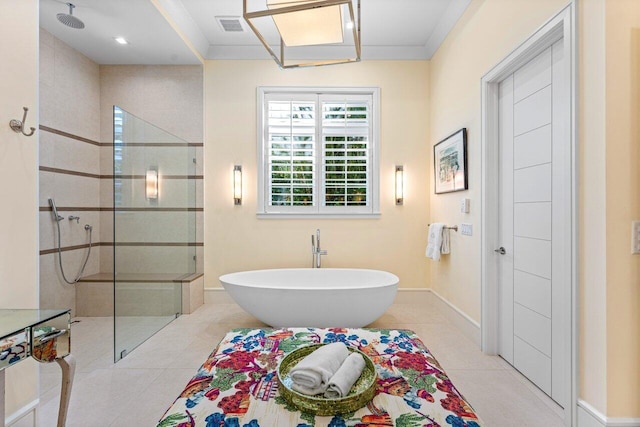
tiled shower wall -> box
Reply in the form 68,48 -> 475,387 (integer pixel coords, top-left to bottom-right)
39,29 -> 204,315
39,29 -> 101,313
98,65 -> 204,276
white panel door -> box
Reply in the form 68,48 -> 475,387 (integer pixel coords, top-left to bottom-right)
497,39 -> 570,408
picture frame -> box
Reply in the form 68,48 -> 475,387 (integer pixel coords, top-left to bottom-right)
433,128 -> 468,194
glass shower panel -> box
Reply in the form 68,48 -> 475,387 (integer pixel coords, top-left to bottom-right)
113,106 -> 196,362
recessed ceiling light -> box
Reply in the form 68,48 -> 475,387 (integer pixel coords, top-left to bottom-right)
114,37 -> 128,45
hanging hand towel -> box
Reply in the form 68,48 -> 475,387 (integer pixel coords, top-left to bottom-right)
426,223 -> 445,261
324,352 -> 366,398
289,342 -> 350,396
441,227 -> 450,255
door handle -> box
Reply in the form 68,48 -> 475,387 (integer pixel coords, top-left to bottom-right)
494,247 -> 506,255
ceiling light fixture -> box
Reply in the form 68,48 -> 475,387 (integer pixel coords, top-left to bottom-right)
243,0 -> 361,69
114,37 -> 129,45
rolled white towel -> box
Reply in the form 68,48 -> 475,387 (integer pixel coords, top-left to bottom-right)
289,342 -> 350,395
324,352 -> 366,399
291,382 -> 328,396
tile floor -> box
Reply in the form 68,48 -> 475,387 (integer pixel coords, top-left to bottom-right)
36,300 -> 566,426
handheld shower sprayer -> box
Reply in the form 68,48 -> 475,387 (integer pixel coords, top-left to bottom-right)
48,197 -> 93,284
49,198 -> 64,222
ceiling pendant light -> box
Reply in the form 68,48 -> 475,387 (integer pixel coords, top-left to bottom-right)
243,0 -> 361,69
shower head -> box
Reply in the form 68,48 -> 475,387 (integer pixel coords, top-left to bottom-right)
57,3 -> 85,30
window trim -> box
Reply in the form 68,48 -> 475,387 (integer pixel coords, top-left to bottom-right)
257,86 -> 381,218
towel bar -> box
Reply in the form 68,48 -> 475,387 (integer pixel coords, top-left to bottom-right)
428,224 -> 458,232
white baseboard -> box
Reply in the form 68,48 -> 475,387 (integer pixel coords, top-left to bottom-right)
204,287 -> 233,304
428,289 -> 481,347
204,287 -> 434,305
203,287 -> 481,347
578,400 -> 640,427
6,399 -> 37,427
394,288 -> 431,304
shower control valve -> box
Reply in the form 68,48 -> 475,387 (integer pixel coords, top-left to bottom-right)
68,215 -> 80,224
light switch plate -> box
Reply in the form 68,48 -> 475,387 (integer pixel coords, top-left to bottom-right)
460,198 -> 470,213
632,221 -> 640,254
460,223 -> 472,236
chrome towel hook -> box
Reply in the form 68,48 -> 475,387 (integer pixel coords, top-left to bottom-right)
9,107 -> 36,137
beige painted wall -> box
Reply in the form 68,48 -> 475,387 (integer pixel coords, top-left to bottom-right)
430,0 -> 640,419
604,0 -> 640,417
204,60 -> 430,288
0,0 -> 39,420
429,0 -> 569,322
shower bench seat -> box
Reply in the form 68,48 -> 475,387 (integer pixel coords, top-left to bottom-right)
76,272 -> 204,317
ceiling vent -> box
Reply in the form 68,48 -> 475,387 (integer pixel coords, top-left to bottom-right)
216,16 -> 245,32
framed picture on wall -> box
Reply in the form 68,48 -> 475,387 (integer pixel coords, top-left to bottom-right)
434,128 -> 468,194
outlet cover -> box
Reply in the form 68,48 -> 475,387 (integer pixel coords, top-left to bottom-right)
460,223 -> 472,236
633,221 -> 640,254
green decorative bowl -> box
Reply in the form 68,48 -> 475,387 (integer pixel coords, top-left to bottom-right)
277,343 -> 377,416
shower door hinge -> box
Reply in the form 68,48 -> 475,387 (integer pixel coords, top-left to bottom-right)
193,255 -> 197,261
120,349 -> 127,359
192,158 -> 197,164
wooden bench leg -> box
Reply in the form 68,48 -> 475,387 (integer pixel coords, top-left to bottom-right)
55,354 -> 75,427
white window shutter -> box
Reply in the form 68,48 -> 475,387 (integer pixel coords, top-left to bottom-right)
266,98 -> 316,208
320,95 -> 371,211
258,88 -> 379,217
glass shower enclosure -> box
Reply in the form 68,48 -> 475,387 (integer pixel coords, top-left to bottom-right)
113,106 -> 196,361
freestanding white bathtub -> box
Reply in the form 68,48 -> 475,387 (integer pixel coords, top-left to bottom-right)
219,268 -> 399,328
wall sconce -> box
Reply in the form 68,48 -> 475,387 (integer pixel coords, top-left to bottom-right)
395,165 -> 404,205
146,169 -> 158,199
234,165 -> 242,205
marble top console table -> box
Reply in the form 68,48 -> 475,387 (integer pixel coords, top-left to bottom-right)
0,309 -> 74,427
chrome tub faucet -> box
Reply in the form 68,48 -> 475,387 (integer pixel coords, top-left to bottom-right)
311,228 -> 328,268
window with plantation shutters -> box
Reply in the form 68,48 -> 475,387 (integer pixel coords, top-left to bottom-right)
266,97 -> 316,207
258,88 -> 380,217
322,96 -> 370,208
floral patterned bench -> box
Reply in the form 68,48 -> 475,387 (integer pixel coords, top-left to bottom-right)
158,328 -> 482,427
